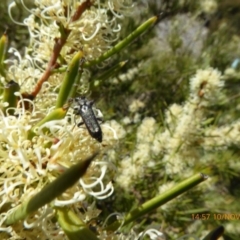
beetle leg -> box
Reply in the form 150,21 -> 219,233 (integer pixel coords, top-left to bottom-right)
73,114 -> 84,128
96,117 -> 103,123
89,100 -> 94,106
77,121 -> 84,127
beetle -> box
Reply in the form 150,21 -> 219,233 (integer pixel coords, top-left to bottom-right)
72,97 -> 102,142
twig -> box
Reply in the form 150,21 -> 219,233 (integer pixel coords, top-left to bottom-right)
30,0 -> 92,98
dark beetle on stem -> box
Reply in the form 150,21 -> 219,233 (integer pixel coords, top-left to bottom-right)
72,97 -> 102,142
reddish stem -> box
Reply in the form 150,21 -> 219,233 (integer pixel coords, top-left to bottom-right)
30,0 -> 93,98
71,0 -> 92,22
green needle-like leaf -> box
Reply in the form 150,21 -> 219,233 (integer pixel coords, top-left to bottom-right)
2,80 -> 20,115
97,61 -> 127,81
56,51 -> 84,108
56,207 -> 99,240
68,68 -> 83,99
106,173 -> 208,231
34,107 -> 68,128
0,33 -> 7,78
90,61 -> 127,90
0,33 -> 7,63
28,106 -> 68,139
84,16 -> 157,67
4,152 -> 98,225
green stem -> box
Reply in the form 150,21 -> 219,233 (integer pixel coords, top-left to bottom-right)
84,16 -> 158,67
106,173 -> 208,231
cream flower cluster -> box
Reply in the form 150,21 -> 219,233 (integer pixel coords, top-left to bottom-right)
9,0 -> 132,64
199,0 -> 218,14
7,0 -> 134,109
116,117 -> 157,188
0,97 -> 126,238
116,68 -> 225,187
155,68 -> 224,175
